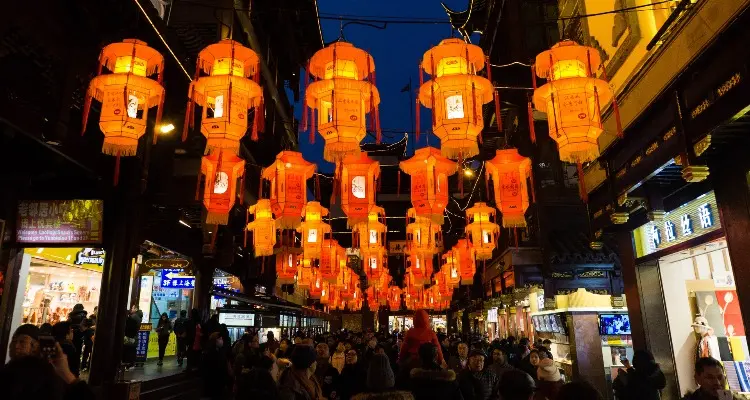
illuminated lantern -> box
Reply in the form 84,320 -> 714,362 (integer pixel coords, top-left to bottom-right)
320,239 -> 345,283
532,40 -> 612,163
336,265 -> 352,290
452,239 -> 477,285
246,199 -> 276,257
366,287 -> 382,311
308,268 -> 324,299
82,39 -> 165,181
433,273 -> 453,302
186,39 -> 264,152
305,41 -> 381,161
276,251 -> 299,285
485,149 -> 531,228
406,208 -> 442,255
200,152 -> 245,225
361,248 -> 386,280
353,206 -> 386,253
400,147 -> 458,224
296,259 -> 315,290
464,202 -> 500,260
440,254 -> 461,288
418,39 -> 494,159
387,287 -> 402,311
298,202 -> 331,260
340,268 -> 359,300
263,151 -> 316,229
340,153 -> 381,226
407,253 -> 434,287
320,283 -> 333,304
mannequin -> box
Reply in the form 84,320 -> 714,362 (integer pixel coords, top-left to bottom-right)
693,316 -> 721,362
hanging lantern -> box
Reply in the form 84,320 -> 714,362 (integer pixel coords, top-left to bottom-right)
263,151 -> 316,229
298,202 -> 331,261
340,267 -> 359,300
246,199 -> 276,257
296,259 -> 315,290
366,287 -> 381,311
320,239 -> 345,283
400,147 -> 458,224
308,268 -> 324,299
387,287 -> 402,311
361,248 -> 387,280
186,39 -> 264,151
440,254 -> 461,288
407,253 -> 434,287
320,283 -> 334,304
464,202 -> 500,260
276,251 -> 299,285
406,208 -> 442,255
532,40 -> 612,163
200,151 -> 245,225
485,149 -> 532,228
375,274 -> 391,305
82,39 -> 165,180
340,153 -> 381,226
433,272 -> 454,302
335,265 -> 351,290
305,41 -> 381,161
418,39 -> 494,159
452,239 -> 477,285
353,206 -> 387,253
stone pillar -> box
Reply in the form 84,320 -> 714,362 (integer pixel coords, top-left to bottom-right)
615,230 -> 647,350
568,312 -> 607,397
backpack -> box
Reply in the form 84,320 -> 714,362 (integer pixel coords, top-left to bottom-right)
174,318 -> 186,335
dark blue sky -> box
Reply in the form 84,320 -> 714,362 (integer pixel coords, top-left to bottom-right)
296,0 -> 478,173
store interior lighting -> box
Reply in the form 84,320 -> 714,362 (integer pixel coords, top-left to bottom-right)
159,123 -> 175,134
178,219 -> 191,228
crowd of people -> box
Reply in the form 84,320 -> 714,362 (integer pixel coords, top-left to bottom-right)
0,306 -> 744,400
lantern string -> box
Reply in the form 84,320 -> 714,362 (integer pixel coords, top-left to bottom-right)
531,64 -> 537,90
154,94 -> 165,145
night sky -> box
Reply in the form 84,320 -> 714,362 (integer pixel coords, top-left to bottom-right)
296,0 -> 480,173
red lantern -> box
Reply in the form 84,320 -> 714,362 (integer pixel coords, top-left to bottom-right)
246,199 -> 276,257
407,253 -> 434,287
308,268 -> 324,299
320,283 -> 334,305
406,208 -> 442,255
276,251 -> 299,285
298,202 -> 332,260
296,259 -> 315,290
340,153 -> 381,226
320,239 -> 345,283
452,239 -> 477,285
200,151 -> 245,225
485,149 -> 532,228
353,206 -> 387,253
400,147 -> 458,224
387,287 -> 403,311
262,151 -> 316,229
361,248 -> 386,280
464,202 -> 500,260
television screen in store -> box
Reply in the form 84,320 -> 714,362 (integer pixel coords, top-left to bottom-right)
550,314 -> 560,333
599,314 -> 631,335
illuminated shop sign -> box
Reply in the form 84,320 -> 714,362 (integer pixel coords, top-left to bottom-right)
74,248 -> 105,267
633,191 -> 720,257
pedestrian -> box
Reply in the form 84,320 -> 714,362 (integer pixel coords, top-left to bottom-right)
498,369 -> 536,400
52,321 -> 80,377
448,343 -> 470,373
518,349 -> 540,380
409,343 -> 464,400
201,332 -> 232,399
186,308 -> 202,372
458,349 -> 499,400
534,355 -> 562,400
156,312 -> 172,366
398,310 -> 445,373
331,341 -> 347,374
277,338 -> 293,359
79,319 -> 94,371
613,350 -> 666,400
339,348 -> 367,400
279,345 -> 323,400
8,324 -> 41,361
682,357 -> 744,400
236,354 -> 280,399
173,309 -> 189,366
351,353 -> 414,400
122,306 -> 141,369
487,347 -> 514,382
266,330 -> 280,354
314,342 -> 340,400
557,381 -> 603,400
67,304 -> 87,372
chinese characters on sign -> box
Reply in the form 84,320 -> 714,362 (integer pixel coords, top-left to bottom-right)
160,276 -> 195,289
698,203 -> 713,229
16,200 -> 103,244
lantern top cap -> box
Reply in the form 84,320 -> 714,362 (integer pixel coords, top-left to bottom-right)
201,151 -> 246,175
263,151 -> 316,179
303,201 -> 330,216
534,40 -> 602,78
400,147 -> 458,175
421,38 -> 486,75
249,198 -> 273,212
466,201 -> 495,214
197,39 -> 259,78
309,41 -> 375,80
99,39 -> 164,75
487,148 -> 531,166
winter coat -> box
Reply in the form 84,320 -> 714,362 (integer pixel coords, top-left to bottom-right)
613,366 -> 667,400
314,357 -> 340,399
447,356 -> 468,373
124,313 -> 140,339
236,366 -> 279,399
339,362 -> 367,400
681,388 -> 744,400
534,379 -> 563,400
409,367 -> 465,400
331,351 -> 346,373
352,390 -> 415,400
458,369 -> 499,400
279,368 -> 324,400
398,310 -> 445,365
487,362 -> 514,382
156,319 -> 172,341
68,309 -> 88,328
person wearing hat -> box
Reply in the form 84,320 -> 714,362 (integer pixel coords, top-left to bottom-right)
351,353 -> 414,400
8,324 -> 41,361
534,353 -> 563,400
279,344 -> 323,400
458,348 -> 500,400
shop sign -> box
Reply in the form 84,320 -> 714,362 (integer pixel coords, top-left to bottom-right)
160,276 -> 195,288
219,313 -> 255,327
487,308 -> 498,323
633,191 -> 721,258
74,248 -> 105,267
213,276 -> 233,289
388,240 -> 407,254
17,199 -> 103,244
136,323 -> 152,362
544,298 -> 557,310
144,258 -> 190,269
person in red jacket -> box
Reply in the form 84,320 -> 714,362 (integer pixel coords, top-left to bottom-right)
398,310 -> 445,372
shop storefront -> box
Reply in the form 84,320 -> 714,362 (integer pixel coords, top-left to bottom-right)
632,191 -> 750,396
387,314 -> 445,333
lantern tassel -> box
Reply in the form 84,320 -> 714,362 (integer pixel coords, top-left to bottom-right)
529,166 -> 537,203
430,54 -> 436,127
458,152 -> 464,198
81,92 -> 92,136
485,172 -> 490,202
601,67 -> 623,138
182,85 -> 194,142
375,104 -> 382,145
252,103 -> 260,141
527,99 -> 536,144
531,64 -> 537,90
577,162 -> 588,203
315,173 -> 321,201
310,105 -> 316,144
494,89 -> 502,132
113,151 -> 121,186
472,82 -> 477,126
258,168 -> 264,198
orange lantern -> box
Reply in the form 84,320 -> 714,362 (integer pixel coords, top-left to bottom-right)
276,251 -> 299,285
296,259 -> 315,290
298,202 -> 331,260
400,147 -> 457,224
464,202 -> 500,260
340,268 -> 359,300
321,284 -> 335,305
361,248 -> 387,280
366,287 -> 382,311
433,272 -> 454,302
82,39 -> 165,181
406,208 -> 442,255
200,151 -> 245,225
485,149 -> 531,228
185,39 -> 264,151
320,239 -> 345,283
387,287 -> 402,311
308,268 -> 324,299
353,206 -> 387,253
246,199 -> 276,257
532,40 -> 612,163
339,153 -> 381,226
407,253 -> 434,287
452,239 -> 477,285
418,39 -> 494,159
263,151 -> 316,229
440,255 -> 461,288
335,265 -> 351,290
304,42 -> 381,161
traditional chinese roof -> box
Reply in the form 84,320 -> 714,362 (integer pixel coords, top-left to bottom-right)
547,230 -> 619,265
442,0 -> 490,40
